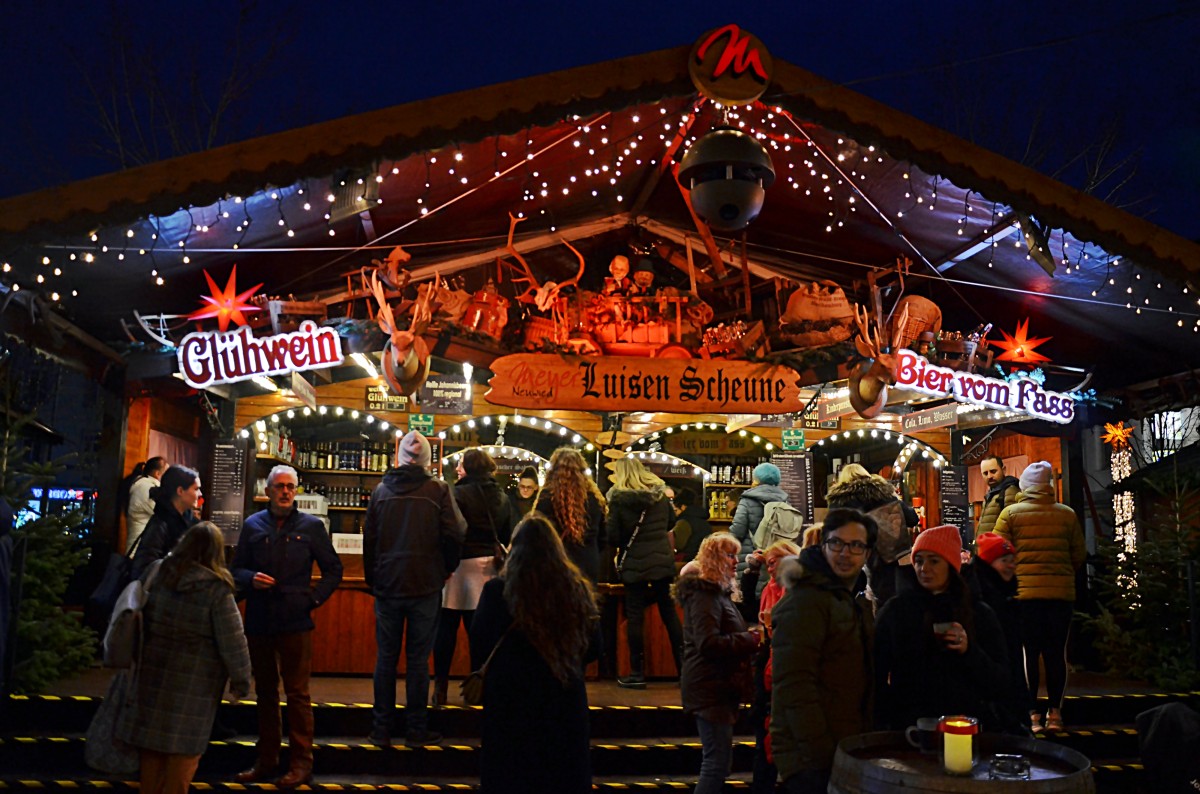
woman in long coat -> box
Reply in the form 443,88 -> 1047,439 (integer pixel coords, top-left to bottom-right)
117,521 -> 251,794
533,447 -> 606,582
606,455 -> 682,687
469,513 -> 599,794
675,532 -> 761,794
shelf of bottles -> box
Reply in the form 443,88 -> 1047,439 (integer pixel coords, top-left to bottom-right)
705,455 -> 769,522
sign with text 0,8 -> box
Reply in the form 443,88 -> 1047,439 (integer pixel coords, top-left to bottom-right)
485,354 -> 806,414
408,413 -> 435,435
781,428 -> 806,450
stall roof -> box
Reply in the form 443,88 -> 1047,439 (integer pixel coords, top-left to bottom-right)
0,41 -> 1197,395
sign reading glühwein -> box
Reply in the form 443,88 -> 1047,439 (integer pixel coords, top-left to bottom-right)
486,354 -> 804,414
177,320 -> 344,390
895,350 -> 1075,424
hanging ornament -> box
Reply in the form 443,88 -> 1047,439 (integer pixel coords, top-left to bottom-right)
989,318 -> 1052,365
1102,422 -> 1134,449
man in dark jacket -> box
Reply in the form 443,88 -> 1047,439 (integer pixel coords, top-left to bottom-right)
976,456 -> 1020,537
364,431 -> 466,747
670,487 -> 711,566
232,465 -> 342,788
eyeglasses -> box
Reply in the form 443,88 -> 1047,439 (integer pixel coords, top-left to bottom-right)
270,482 -> 298,491
824,537 -> 870,556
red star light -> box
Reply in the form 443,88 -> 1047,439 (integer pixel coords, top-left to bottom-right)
989,318 -> 1052,365
187,265 -> 263,332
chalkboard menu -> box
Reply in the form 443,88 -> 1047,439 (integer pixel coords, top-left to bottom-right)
210,438 -> 249,545
940,465 -> 971,545
771,451 -> 814,522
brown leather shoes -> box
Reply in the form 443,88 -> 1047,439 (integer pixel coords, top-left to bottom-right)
277,768 -> 313,789
233,763 -> 277,784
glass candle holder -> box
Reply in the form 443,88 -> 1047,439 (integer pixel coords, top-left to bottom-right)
938,715 -> 979,775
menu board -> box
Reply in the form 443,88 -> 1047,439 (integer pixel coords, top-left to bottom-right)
940,465 -> 971,544
771,451 -> 814,522
210,438 -> 249,545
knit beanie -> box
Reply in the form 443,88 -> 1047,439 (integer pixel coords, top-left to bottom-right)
1019,461 -> 1053,490
397,431 -> 432,468
975,532 -> 1016,565
912,524 -> 963,572
753,462 -> 781,486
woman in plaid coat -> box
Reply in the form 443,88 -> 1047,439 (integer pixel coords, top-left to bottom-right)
117,522 -> 251,793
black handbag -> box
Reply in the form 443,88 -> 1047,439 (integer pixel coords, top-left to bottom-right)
87,534 -> 142,629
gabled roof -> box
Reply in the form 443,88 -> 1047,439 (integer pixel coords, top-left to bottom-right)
0,42 -> 1197,392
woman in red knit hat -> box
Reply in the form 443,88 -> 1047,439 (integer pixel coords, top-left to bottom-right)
873,525 -> 1022,733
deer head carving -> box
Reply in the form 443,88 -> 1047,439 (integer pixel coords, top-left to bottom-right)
849,302 -> 909,418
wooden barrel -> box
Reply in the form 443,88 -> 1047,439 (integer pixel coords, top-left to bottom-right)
830,731 -> 1094,793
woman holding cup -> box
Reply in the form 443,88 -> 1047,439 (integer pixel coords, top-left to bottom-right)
874,525 -> 1015,735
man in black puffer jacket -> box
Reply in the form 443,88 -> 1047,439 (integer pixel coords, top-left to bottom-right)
232,464 -> 343,788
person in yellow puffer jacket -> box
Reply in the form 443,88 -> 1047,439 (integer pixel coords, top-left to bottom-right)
992,461 -> 1084,734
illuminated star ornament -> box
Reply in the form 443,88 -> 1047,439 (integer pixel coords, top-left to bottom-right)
989,318 -> 1052,365
187,265 -> 263,332
1102,422 -> 1134,449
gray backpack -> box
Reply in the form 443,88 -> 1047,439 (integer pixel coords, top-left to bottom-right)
752,501 -> 805,549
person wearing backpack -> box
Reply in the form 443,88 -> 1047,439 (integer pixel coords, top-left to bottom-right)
729,463 -> 789,581
825,464 -> 918,610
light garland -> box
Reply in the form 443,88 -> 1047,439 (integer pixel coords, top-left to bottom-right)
630,449 -> 710,480
811,429 -> 948,471
1106,422 -> 1137,588
630,421 -> 774,452
438,412 -> 591,451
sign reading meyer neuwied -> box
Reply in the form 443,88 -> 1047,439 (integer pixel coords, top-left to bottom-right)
895,350 -> 1075,424
177,320 -> 344,389
486,354 -> 804,414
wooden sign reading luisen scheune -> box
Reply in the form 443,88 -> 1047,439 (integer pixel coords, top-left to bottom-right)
486,354 -> 805,414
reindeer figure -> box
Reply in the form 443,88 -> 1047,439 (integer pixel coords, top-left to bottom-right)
849,302 -> 910,418
368,270 -> 437,397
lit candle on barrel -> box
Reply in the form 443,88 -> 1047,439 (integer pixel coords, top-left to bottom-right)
938,715 -> 979,775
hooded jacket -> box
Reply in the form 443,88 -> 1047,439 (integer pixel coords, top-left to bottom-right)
992,483 -> 1085,601
977,475 -> 1021,536
232,505 -> 343,635
729,483 -> 790,569
826,475 -> 920,527
674,574 -> 758,724
452,473 -> 515,559
363,465 -> 467,598
770,546 -> 874,779
606,487 -> 674,584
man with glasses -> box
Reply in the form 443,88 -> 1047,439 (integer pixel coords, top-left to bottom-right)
769,508 -> 878,794
507,465 -> 540,521
232,465 -> 343,788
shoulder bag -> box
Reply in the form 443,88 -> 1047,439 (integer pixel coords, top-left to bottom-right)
485,499 -> 507,572
614,508 -> 648,576
460,624 -> 513,706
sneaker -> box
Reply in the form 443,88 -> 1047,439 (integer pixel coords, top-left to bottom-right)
617,674 -> 647,689
1029,712 -> 1044,733
367,728 -> 391,746
1045,709 -> 1064,731
405,729 -> 443,746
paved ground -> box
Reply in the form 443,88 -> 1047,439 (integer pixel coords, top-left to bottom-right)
44,665 -> 1163,707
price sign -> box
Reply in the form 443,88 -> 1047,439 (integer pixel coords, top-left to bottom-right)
781,428 -> 806,450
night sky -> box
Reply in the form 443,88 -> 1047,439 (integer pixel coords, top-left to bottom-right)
2,1 -> 1198,241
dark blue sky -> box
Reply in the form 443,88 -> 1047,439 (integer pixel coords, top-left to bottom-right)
3,1 -> 1197,241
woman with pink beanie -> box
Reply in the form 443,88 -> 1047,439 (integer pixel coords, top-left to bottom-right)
873,525 -> 1022,733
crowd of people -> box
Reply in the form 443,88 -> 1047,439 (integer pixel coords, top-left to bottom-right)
107,440 -> 1084,792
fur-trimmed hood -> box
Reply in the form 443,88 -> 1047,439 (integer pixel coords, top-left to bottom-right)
672,572 -> 729,604
825,475 -> 897,512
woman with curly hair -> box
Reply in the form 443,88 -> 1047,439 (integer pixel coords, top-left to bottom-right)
533,447 -> 606,582
116,521 -> 251,794
469,513 -> 600,794
675,532 -> 761,794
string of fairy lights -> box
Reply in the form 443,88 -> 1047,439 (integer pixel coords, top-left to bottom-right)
7,96 -> 1199,337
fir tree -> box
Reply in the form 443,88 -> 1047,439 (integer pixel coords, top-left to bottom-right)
1,355 -> 95,693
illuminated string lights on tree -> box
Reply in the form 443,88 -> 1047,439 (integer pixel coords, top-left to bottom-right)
1103,421 -> 1137,585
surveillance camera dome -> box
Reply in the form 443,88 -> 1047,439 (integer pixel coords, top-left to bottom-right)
678,127 -> 776,231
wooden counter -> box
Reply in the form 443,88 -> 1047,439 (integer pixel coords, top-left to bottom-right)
309,579 -> 684,678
